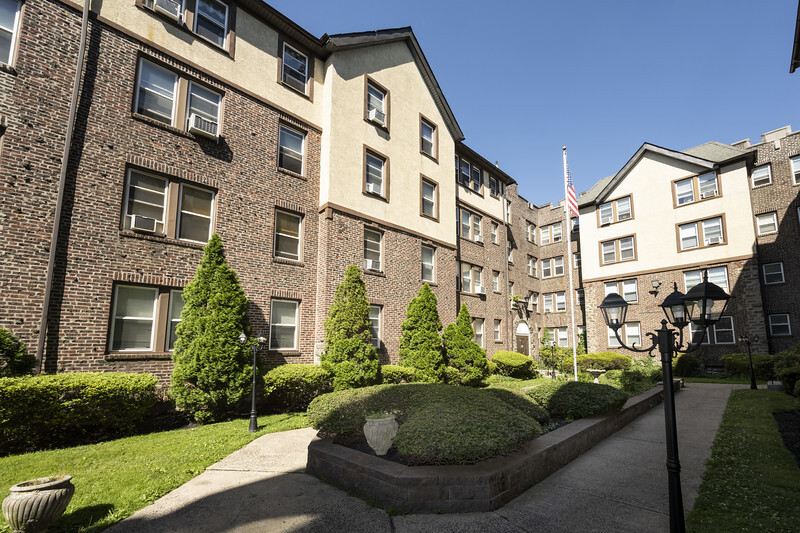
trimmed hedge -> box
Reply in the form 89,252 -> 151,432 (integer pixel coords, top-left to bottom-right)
381,365 -> 417,384
492,351 -> 536,379
263,364 -> 332,412
483,387 -> 550,424
561,352 -> 632,373
673,353 -> 700,377
777,366 -> 800,396
525,380 -> 628,420
307,383 -> 542,465
0,372 -> 158,455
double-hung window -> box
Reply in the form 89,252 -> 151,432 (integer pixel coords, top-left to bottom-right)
526,222 -> 536,243
543,293 -> 554,313
194,0 -> 228,47
365,150 -> 387,198
552,222 -> 562,242
685,267 -> 729,293
109,285 -> 183,352
541,257 -> 563,278
625,322 -> 641,346
459,208 -> 482,241
540,225 -> 551,245
492,271 -> 500,292
123,168 -> 214,243
369,305 -> 381,348
274,210 -> 302,261
791,156 -> 800,185
540,222 -> 561,243
491,222 -> 498,244
269,299 -> 298,350
555,292 -> 566,312
166,289 -> 184,351
601,236 -> 635,264
489,177 -> 499,196
527,256 -> 537,277
598,195 -> 633,223
493,319 -> 501,341
282,43 -> 308,94
763,262 -> 785,284
278,125 -> 304,175
751,165 -> 772,187
605,280 -> 638,303
421,178 -> 437,219
136,59 -> 178,125
675,178 -> 694,205
675,172 -> 719,206
473,318 -> 484,347
698,172 -> 718,199
471,166 -> 482,193
420,117 -> 436,158
364,228 -> 382,271
756,212 -> 778,235
769,314 -> 791,336
460,262 -> 482,293
690,315 -> 735,345
556,327 -> 569,347
421,245 -> 435,282
366,80 -> 387,126
0,0 -> 21,66
679,216 -> 724,249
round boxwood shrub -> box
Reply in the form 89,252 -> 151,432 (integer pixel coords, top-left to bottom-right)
381,365 -> 416,384
673,353 -> 699,377
263,364 -> 332,412
526,381 -> 628,420
492,351 -> 536,379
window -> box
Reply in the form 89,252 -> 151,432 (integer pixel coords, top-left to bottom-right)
491,222 -> 498,244
675,178 -> 694,205
756,212 -> 777,235
678,216 -> 724,250
365,150 -> 387,198
274,210 -> 302,261
598,195 -> 633,224
492,270 -> 500,292
489,176 -> 499,196
420,178 -> 437,219
363,228 -> 382,271
366,79 -> 387,126
769,314 -> 791,336
278,125 -> 304,174
540,225 -> 551,245
600,236 -> 635,264
572,217 -> 580,232
123,168 -> 215,243
282,43 -> 308,94
605,280 -> 638,303
543,293 -> 554,313
527,256 -> 537,277
791,156 -> 800,185
1,0 -> 21,65
420,117 -> 436,158
508,281 -> 514,296
109,285 -> 183,352
674,172 -> 719,206
698,172 -> 718,199
625,322 -> 641,346
552,222 -> 562,243
540,222 -> 562,244
556,327 -> 568,347
607,326 -> 621,348
763,262 -> 785,285
460,262 -> 482,293
685,267 -> 729,293
473,318 -> 484,348
471,166 -> 482,193
541,257 -> 564,278
555,291 -> 566,312
526,222 -> 536,243
507,242 -> 513,263
576,289 -> 585,307
135,58 -> 222,137
369,305 -> 381,348
458,157 -> 471,187
270,299 -> 298,350
751,165 -> 772,187
574,252 -> 581,269
194,0 -> 228,47
459,208 -> 482,241
421,245 -> 435,282
690,316 -> 735,345
494,319 -> 501,342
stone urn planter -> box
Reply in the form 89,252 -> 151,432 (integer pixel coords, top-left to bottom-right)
587,369 -> 606,384
363,414 -> 399,456
2,475 -> 75,533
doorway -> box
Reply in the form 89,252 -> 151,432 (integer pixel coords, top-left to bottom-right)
515,322 -> 530,356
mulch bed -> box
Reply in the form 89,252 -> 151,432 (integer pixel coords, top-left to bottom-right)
774,410 -> 800,468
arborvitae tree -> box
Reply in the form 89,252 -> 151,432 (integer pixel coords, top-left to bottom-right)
442,304 -> 489,386
170,233 -> 253,424
321,265 -> 379,390
0,328 -> 35,377
398,283 -> 444,382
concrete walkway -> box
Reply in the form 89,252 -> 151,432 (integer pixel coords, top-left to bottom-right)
108,383 -> 741,533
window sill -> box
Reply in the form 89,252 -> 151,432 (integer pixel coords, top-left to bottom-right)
363,191 -> 389,203
120,230 -> 206,249
273,257 -> 305,267
420,150 -> 438,164
422,280 -> 437,286
0,62 -> 17,76
365,117 -> 390,133
420,213 -> 439,222
131,113 -> 202,140
460,291 -> 484,298
268,350 -> 302,356
105,352 -> 173,361
364,269 -> 386,278
278,168 -> 308,181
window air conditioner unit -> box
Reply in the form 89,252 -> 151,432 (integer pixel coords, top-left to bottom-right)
366,182 -> 380,194
154,0 -> 182,21
368,108 -> 386,125
474,285 -> 486,295
600,217 -> 612,226
705,236 -> 721,245
131,215 -> 157,233
527,301 -> 535,311
474,234 -> 483,243
188,113 -> 218,139
365,259 -> 381,271
700,191 -> 717,199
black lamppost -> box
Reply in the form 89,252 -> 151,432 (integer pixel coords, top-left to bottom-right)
599,271 -> 731,533
239,333 -> 266,433
738,334 -> 759,390
547,340 -> 557,378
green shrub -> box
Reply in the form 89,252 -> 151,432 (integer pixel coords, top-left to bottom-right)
794,381 -> 800,397
381,365 -> 416,384
673,353 -> 700,377
492,351 -> 536,379
307,383 -> 542,464
562,352 -> 632,373
321,266 -> 380,390
170,234 -> 253,424
618,366 -> 661,395
263,364 -> 332,412
525,381 -> 628,420
577,371 -> 593,382
442,365 -> 461,384
442,304 -> 489,386
486,360 -> 498,375
483,387 -> 550,423
777,366 -> 800,395
398,284 -> 445,382
0,329 -> 35,377
773,344 -> 800,374
486,374 -> 520,384
0,372 -> 158,455
721,353 -> 775,381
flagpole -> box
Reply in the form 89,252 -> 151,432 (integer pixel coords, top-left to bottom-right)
563,147 -> 579,382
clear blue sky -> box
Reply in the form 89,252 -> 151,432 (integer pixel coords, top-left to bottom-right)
268,0 -> 799,206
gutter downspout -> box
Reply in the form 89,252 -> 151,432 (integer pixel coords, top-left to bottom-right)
35,0 -> 91,373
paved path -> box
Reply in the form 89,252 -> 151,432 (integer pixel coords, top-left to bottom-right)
108,383 -> 740,532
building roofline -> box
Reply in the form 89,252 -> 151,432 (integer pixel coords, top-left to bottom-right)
456,142 -> 517,185
792,0 -> 800,72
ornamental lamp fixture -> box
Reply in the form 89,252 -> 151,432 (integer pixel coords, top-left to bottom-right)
682,271 -> 731,328
659,283 -> 689,330
598,292 -> 628,331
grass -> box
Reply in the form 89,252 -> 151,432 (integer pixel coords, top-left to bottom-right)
0,413 -> 308,533
684,376 -> 769,385
485,377 -> 545,390
687,390 -> 800,531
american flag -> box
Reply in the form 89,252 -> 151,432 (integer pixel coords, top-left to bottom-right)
566,161 -> 579,218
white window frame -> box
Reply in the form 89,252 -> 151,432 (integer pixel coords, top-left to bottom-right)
552,222 -> 563,243
460,262 -> 482,293
616,196 -> 632,220
702,217 -> 723,246
124,169 -> 167,235
625,322 -> 641,347
553,256 -> 564,276
763,262 -> 785,285
278,124 -> 305,175
194,0 -> 229,47
421,179 -> 436,218
366,81 -> 387,124
492,270 -> 500,292
109,285 -> 158,352
679,222 -> 699,250
1,0 -> 22,66
177,183 -> 215,244
543,293 -> 554,313
540,225 -> 551,245
281,42 -> 308,94
622,279 -> 638,303
556,327 -> 568,347
541,258 -> 553,278
460,208 -> 481,240
574,252 -> 581,269
527,256 -> 536,277
555,291 -> 566,312
365,151 -> 385,197
756,212 -> 778,235
751,164 -> 772,187
607,326 -> 621,347
369,305 -> 381,348
675,178 -> 694,205
269,299 -> 299,350
685,266 -> 729,293
712,316 -> 735,344
420,118 -> 435,157
363,228 -> 382,271
493,319 -> 501,342
421,245 -> 435,283
473,318 -> 484,348
166,289 -> 184,351
769,314 -> 792,336
491,222 -> 498,244
698,172 -> 718,198
619,236 -> 635,261
135,58 -> 178,126
791,155 -> 800,185
274,209 -> 302,261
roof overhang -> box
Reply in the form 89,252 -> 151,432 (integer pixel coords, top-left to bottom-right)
792,0 -> 800,72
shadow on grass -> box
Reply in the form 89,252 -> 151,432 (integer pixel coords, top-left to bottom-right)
51,504 -> 116,532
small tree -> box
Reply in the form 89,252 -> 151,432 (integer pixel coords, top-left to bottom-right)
321,265 -> 379,390
398,284 -> 444,382
0,328 -> 35,377
170,234 -> 253,424
443,304 -> 489,386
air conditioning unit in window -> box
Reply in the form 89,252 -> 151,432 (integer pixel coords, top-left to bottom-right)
527,300 -> 536,311
700,191 -> 717,199
131,215 -> 157,233
705,236 -> 722,245
153,0 -> 182,21
368,108 -> 386,125
474,285 -> 486,295
366,182 -> 380,194
365,259 -> 381,271
474,234 -> 484,243
188,113 -> 218,139
600,217 -> 612,226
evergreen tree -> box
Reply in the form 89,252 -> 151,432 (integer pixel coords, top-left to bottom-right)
170,233 -> 253,424
398,283 -> 444,382
321,265 -> 379,390
0,328 -> 35,377
442,304 -> 489,386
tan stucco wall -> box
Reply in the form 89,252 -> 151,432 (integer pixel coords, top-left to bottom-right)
581,152 -> 755,282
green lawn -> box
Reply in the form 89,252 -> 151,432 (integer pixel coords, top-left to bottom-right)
687,390 -> 800,530
0,413 -> 308,533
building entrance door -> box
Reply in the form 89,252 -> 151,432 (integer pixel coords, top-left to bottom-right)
515,322 -> 530,356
